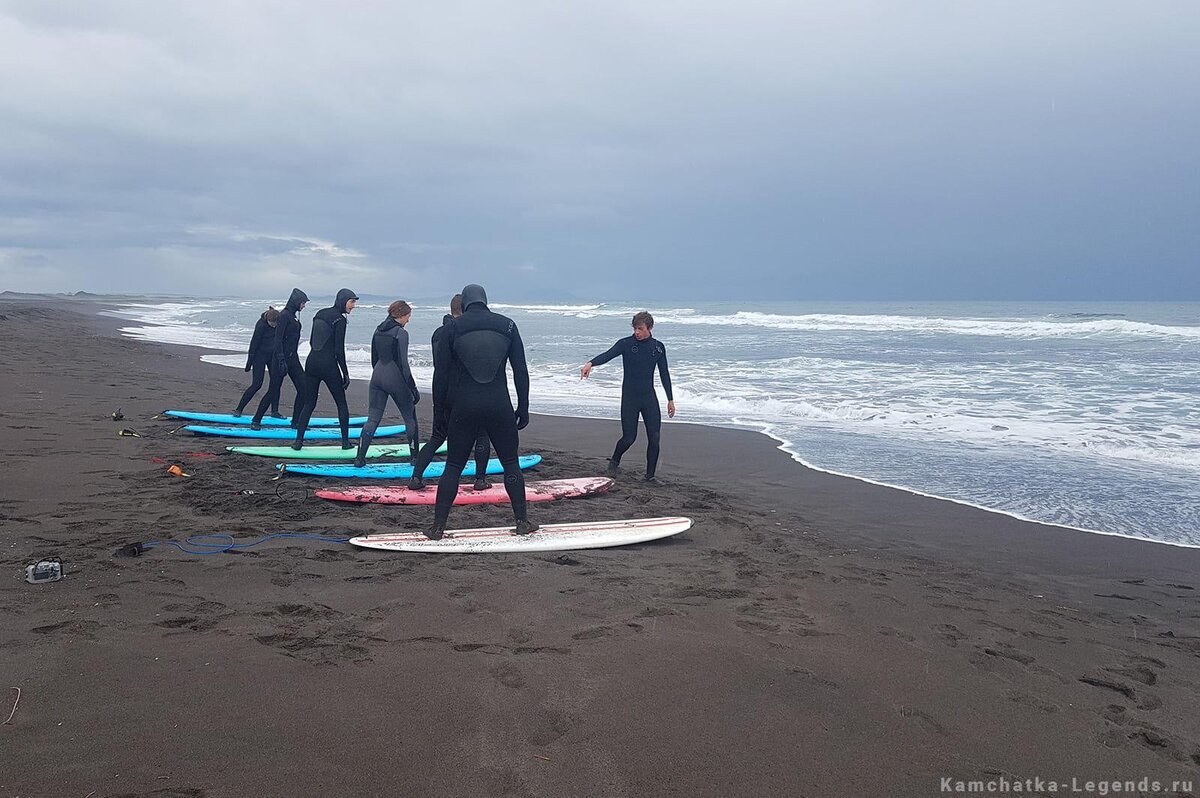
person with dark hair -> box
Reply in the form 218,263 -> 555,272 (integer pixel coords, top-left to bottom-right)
354,300 -> 421,467
234,306 -> 282,417
408,293 -> 491,491
292,288 -> 358,450
427,284 -> 533,540
580,311 -> 675,481
250,288 -> 309,428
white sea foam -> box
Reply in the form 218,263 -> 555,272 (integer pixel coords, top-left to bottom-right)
491,303 -> 604,312
655,311 -> 1200,339
493,303 -> 698,319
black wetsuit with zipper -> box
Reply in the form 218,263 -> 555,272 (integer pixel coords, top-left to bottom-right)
431,286 -> 530,532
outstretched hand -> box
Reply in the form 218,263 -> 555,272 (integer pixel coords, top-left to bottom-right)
580,362 -> 593,379
667,400 -> 676,419
515,408 -> 530,430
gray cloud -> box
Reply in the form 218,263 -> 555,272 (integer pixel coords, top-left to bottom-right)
1,1 -> 1197,299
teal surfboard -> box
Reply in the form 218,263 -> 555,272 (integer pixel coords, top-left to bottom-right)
227,442 -> 448,460
278,454 -> 542,479
165,410 -> 369,427
185,424 -> 405,440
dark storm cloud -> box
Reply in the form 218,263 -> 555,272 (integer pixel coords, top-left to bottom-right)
1,1 -> 1196,299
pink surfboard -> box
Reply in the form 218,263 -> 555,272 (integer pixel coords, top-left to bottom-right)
315,476 -> 615,506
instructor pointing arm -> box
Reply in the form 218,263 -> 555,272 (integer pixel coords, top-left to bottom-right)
581,311 -> 675,481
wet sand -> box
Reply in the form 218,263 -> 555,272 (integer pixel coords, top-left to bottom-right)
1,300 -> 1197,797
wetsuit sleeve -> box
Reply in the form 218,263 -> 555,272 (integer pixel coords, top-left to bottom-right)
247,320 -> 265,366
589,339 -> 624,367
398,328 -> 416,391
433,322 -> 454,408
369,334 -> 380,368
334,318 -> 348,380
271,314 -> 289,366
509,322 -> 530,414
657,343 -> 674,401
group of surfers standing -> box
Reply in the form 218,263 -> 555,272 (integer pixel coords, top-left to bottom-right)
235,284 -> 675,539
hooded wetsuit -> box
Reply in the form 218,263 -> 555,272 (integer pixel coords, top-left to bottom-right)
235,310 -> 281,416
589,334 -> 673,478
252,288 -> 308,424
355,316 -> 420,465
293,288 -> 357,447
409,313 -> 490,485
432,285 -> 530,527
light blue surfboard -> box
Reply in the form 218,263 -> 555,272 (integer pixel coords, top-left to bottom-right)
166,410 -> 369,427
277,454 -> 542,479
227,442 -> 447,460
185,424 -> 406,440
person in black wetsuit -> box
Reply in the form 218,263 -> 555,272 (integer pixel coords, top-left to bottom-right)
251,288 -> 309,428
408,293 -> 491,492
354,300 -> 421,467
581,311 -> 675,481
427,284 -> 534,540
292,288 -> 358,450
234,307 -> 281,417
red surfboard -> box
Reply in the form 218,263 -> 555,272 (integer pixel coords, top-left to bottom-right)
315,476 -> 615,506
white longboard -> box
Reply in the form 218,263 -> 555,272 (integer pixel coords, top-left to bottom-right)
349,516 -> 692,554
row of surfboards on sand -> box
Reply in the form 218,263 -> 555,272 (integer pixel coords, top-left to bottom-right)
164,410 -> 692,553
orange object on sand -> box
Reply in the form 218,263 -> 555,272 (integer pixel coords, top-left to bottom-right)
167,464 -> 190,478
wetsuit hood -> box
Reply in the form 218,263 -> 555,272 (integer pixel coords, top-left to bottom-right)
285,288 -> 309,313
461,284 -> 488,311
334,288 -> 359,314
376,317 -> 400,334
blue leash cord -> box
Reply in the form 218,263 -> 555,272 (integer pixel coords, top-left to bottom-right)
142,532 -> 352,555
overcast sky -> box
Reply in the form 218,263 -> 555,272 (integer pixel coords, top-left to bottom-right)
1,1 -> 1197,301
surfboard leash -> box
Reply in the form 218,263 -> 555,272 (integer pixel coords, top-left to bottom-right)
115,531 -> 351,558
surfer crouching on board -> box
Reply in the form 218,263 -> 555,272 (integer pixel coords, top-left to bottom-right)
580,311 -> 675,481
408,293 -> 492,492
427,284 -> 536,540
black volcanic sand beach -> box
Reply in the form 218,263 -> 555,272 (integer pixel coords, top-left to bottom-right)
1,301 -> 1198,797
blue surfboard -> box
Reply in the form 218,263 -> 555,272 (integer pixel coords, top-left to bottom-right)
166,410 -> 369,427
278,454 -> 542,479
185,424 -> 406,440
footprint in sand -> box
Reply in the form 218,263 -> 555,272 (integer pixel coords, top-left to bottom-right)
526,706 -> 577,746
1097,721 -> 1200,766
878,626 -> 917,642
488,662 -> 526,689
30,619 -> 102,638
571,625 -> 615,641
933,623 -> 967,647
899,707 -> 952,737
1005,690 -> 1060,713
